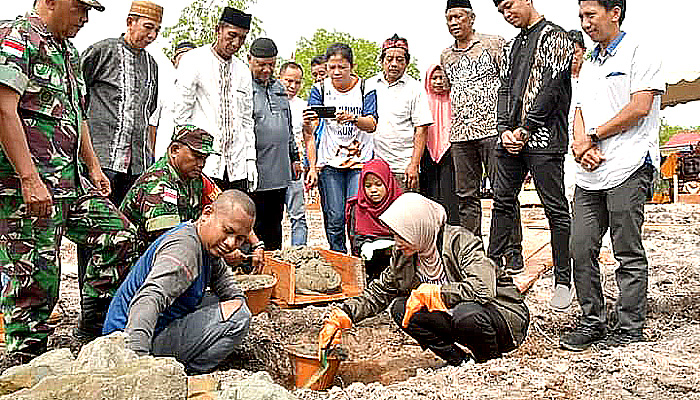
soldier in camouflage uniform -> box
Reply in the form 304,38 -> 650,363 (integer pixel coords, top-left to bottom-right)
121,125 -> 219,249
0,0 -> 139,359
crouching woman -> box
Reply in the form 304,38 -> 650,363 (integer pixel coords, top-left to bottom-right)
319,193 -> 529,365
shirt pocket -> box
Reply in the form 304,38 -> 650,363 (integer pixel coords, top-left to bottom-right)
604,71 -> 630,97
19,62 -> 67,120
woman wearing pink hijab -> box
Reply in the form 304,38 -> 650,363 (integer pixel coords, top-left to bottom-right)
419,65 -> 459,225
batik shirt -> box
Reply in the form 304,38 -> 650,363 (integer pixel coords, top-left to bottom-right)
497,18 -> 573,154
82,36 -> 158,175
440,33 -> 504,142
0,13 -> 86,198
120,156 -> 204,248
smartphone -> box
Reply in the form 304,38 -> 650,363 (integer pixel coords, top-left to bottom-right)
309,106 -> 337,119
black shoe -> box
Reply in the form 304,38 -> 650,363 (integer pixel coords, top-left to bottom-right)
604,329 -> 644,348
560,325 -> 606,352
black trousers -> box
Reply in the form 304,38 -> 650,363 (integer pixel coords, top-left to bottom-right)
248,188 -> 287,250
390,297 -> 513,364
488,150 -> 571,284
419,148 -> 460,225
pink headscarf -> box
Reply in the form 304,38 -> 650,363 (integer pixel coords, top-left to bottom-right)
380,193 -> 447,283
349,158 -> 403,237
424,65 -> 451,164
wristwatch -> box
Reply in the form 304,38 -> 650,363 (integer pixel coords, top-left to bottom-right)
588,127 -> 600,143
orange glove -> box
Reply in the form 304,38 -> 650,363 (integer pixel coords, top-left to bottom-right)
401,283 -> 447,328
318,308 -> 352,353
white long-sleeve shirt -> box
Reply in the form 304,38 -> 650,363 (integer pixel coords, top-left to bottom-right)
173,45 -> 255,181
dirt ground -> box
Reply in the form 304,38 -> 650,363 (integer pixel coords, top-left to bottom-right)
6,202 -> 700,399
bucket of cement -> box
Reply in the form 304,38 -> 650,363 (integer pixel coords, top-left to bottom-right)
233,274 -> 277,315
286,344 -> 341,390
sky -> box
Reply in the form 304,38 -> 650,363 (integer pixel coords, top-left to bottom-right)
3,0 -> 700,126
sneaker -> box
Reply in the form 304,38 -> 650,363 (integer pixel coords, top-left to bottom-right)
560,325 -> 606,352
604,329 -> 644,348
550,284 -> 573,311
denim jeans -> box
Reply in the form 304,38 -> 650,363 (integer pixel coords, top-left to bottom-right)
285,178 -> 308,246
318,166 -> 361,253
572,163 -> 653,333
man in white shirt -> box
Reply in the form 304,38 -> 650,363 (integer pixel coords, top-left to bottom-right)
370,35 -> 432,191
173,6 -> 257,192
560,0 -> 664,352
279,61 -> 308,246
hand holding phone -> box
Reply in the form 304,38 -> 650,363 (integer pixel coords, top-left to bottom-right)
309,106 -> 337,119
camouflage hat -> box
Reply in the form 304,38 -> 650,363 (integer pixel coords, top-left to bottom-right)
171,125 -> 219,155
78,0 -> 105,12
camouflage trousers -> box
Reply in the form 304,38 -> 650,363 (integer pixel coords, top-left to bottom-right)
0,194 -> 138,353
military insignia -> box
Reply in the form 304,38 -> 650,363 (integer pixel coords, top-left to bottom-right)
163,187 -> 178,204
0,37 -> 24,58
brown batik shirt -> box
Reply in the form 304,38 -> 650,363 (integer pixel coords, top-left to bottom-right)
440,33 -> 505,143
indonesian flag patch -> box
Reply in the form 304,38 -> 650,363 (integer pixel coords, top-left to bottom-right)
163,187 -> 178,204
1,37 -> 25,58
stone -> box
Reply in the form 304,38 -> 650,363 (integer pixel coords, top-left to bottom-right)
0,356 -> 187,400
0,348 -> 74,395
72,331 -> 139,374
219,371 -> 297,400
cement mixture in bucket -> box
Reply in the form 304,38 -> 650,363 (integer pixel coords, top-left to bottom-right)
272,247 -> 342,295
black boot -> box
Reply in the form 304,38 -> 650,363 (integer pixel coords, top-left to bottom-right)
74,296 -> 111,341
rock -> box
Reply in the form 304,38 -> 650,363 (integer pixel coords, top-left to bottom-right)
72,331 -> 139,373
188,375 -> 219,400
0,348 -> 74,395
1,356 -> 187,400
220,371 -> 297,400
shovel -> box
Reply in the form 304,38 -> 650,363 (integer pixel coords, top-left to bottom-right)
302,330 -> 337,389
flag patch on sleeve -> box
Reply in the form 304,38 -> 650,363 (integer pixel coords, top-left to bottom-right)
1,37 -> 25,58
163,187 -> 178,204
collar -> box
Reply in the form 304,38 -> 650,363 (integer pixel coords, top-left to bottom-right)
378,73 -> 407,87
26,12 -> 54,39
592,31 -> 626,62
120,34 -> 144,53
164,156 -> 189,186
209,45 -> 232,64
451,34 -> 480,52
520,17 -> 546,37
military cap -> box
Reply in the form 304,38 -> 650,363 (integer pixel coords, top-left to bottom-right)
78,0 -> 105,12
171,125 -> 219,155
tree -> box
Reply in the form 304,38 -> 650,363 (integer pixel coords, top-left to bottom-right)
293,29 -> 421,99
659,119 -> 700,146
160,0 -> 264,60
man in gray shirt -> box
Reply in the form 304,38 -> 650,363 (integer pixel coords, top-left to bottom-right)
247,38 -> 299,250
102,190 -> 254,374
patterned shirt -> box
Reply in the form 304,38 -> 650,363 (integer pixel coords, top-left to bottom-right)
440,33 -> 505,142
82,36 -> 158,174
120,156 -> 204,248
497,18 -> 573,154
0,13 -> 86,198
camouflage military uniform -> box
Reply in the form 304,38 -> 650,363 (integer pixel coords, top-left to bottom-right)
0,13 -> 138,354
121,156 -> 204,249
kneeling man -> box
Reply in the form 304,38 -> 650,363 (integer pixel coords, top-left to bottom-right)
103,190 -> 255,373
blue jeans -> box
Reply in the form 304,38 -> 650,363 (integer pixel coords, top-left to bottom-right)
285,178 -> 308,246
318,166 -> 361,253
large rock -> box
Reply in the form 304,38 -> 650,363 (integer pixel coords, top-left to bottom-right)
220,371 -> 297,400
0,333 -> 187,400
0,348 -> 75,395
1,356 -> 187,400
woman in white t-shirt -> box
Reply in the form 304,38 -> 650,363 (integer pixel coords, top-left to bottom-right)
302,43 -> 378,252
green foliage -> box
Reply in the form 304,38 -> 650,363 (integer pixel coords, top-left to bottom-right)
160,0 -> 264,61
293,29 -> 421,99
659,120 -> 700,146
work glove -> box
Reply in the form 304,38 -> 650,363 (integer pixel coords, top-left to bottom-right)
402,283 -> 447,328
246,159 -> 258,192
318,308 -> 352,354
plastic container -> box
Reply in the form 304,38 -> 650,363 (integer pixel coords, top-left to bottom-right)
286,345 -> 341,390
243,275 -> 277,315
